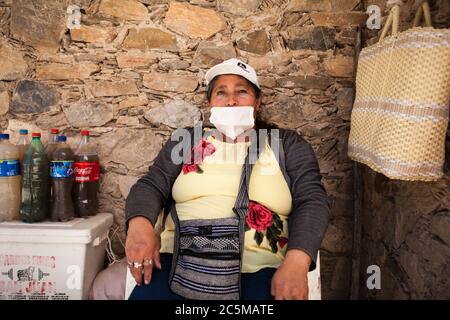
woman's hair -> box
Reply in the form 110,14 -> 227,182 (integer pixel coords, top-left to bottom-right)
206,75 -> 261,102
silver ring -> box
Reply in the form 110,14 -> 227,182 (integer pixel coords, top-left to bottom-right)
143,258 -> 153,266
132,261 -> 142,268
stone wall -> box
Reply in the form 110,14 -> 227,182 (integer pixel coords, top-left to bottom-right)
357,0 -> 450,299
0,0 -> 365,299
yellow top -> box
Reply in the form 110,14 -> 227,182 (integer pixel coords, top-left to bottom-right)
159,131 -> 292,273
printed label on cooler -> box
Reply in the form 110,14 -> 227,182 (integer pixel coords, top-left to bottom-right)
0,254 -> 60,300
0,160 -> 20,177
50,161 -> 74,178
73,161 -> 100,182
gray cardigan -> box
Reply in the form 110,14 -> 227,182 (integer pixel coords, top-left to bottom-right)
125,128 -> 330,271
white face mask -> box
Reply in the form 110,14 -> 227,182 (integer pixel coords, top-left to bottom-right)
209,106 -> 255,140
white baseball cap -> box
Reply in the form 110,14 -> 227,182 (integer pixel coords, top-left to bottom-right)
204,58 -> 260,89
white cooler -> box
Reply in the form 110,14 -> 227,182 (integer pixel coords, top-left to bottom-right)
0,213 -> 113,300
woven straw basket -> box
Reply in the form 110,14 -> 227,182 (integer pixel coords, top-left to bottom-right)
348,2 -> 450,181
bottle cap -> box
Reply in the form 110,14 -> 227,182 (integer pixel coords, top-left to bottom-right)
32,133 -> 41,138
0,133 -> 10,140
19,129 -> 28,135
81,130 -> 90,136
57,135 -> 67,142
51,128 -> 59,134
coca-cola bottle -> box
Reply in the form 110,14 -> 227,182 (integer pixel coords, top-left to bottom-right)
73,130 -> 100,217
50,135 -> 75,222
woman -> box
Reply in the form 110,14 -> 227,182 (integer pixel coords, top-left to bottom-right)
125,59 -> 330,300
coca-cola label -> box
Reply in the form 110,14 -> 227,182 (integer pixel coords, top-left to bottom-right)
0,160 -> 19,177
50,161 -> 74,178
73,162 -> 100,182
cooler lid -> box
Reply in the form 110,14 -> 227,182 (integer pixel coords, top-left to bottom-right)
0,213 -> 114,244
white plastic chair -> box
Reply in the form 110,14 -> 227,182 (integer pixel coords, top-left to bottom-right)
307,251 -> 322,300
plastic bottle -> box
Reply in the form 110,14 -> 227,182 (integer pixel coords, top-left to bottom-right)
46,128 -> 59,205
20,133 -> 49,223
73,130 -> 100,217
0,134 -> 21,222
46,128 -> 59,158
16,129 -> 30,161
50,135 -> 75,222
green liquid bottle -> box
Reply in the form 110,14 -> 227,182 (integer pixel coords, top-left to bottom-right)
20,132 -> 49,223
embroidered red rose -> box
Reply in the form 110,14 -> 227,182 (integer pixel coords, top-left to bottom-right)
278,237 -> 288,248
245,201 -> 287,253
182,138 -> 216,174
193,139 -> 216,163
182,164 -> 198,174
246,201 -> 273,232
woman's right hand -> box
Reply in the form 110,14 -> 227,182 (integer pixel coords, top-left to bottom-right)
125,216 -> 162,286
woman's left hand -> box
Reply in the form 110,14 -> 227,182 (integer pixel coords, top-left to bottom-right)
271,249 -> 312,300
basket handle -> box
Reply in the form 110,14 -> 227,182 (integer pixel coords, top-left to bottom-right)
379,4 -> 400,42
413,1 -> 432,27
